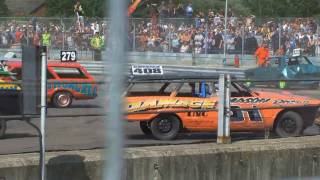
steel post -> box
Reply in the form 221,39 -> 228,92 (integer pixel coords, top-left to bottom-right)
217,74 -> 231,144
104,0 -> 126,179
224,74 -> 231,141
223,0 -> 228,65
40,49 -> 47,180
217,74 -> 225,143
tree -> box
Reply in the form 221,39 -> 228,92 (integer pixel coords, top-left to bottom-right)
0,0 -> 11,16
242,0 -> 320,17
45,0 -> 106,17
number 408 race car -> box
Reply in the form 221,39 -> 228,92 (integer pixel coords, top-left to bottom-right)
125,66 -> 320,140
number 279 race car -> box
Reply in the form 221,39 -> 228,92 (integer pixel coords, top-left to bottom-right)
125,74 -> 320,140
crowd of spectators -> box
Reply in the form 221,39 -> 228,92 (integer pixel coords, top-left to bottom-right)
132,9 -> 320,56
0,3 -> 319,57
0,18 -> 107,51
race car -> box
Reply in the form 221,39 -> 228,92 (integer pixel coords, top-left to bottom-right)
244,55 -> 320,89
6,60 -> 97,108
125,74 -> 320,140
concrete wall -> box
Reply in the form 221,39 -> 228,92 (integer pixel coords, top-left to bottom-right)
1,135 -> 320,180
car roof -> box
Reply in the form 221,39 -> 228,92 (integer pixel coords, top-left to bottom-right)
6,59 -> 82,68
128,73 -> 238,83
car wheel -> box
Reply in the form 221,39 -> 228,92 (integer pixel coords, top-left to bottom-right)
0,120 -> 7,139
139,121 -> 152,135
52,91 -> 73,108
150,115 -> 181,140
275,111 -> 303,138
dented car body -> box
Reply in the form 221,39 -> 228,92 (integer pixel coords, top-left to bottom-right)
7,60 -> 97,108
245,55 -> 320,89
125,76 -> 320,140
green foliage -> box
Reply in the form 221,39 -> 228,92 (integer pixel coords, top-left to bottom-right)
44,0 -> 320,18
0,0 -> 11,16
242,0 -> 320,17
45,0 -> 106,17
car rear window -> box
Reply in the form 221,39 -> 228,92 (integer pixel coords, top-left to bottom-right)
52,67 -> 88,79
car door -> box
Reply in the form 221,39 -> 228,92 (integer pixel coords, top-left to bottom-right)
230,83 -> 265,131
175,81 -> 218,130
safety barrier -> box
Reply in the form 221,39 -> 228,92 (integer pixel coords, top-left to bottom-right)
79,61 -> 247,79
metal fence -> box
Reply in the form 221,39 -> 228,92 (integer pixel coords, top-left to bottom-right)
0,17 -> 319,61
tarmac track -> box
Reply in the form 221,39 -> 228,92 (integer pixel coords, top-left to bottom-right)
0,88 -> 320,155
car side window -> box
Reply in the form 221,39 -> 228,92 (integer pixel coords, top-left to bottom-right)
288,58 -> 297,65
53,67 -> 88,79
298,56 -> 310,65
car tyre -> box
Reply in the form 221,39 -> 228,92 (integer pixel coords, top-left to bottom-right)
52,91 -> 73,108
150,115 -> 181,140
0,120 -> 7,139
275,111 -> 303,138
139,121 -> 152,135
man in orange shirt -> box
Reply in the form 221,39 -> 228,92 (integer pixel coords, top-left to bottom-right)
255,43 -> 269,67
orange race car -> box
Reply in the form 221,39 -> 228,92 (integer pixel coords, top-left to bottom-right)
6,60 -> 97,108
125,75 -> 320,140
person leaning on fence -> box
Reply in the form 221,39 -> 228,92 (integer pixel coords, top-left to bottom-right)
255,43 -> 269,67
90,32 -> 104,61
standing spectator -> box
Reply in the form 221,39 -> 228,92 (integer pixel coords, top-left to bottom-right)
42,29 -> 51,47
245,33 -> 258,54
15,27 -> 23,43
33,32 -> 41,46
171,34 -> 180,53
174,3 -> 185,18
234,32 -> 242,54
90,32 -> 103,61
74,0 -> 85,32
180,42 -> 190,53
213,30 -> 223,53
255,43 -> 269,67
194,30 -> 204,53
185,2 -> 193,18
42,29 -> 52,58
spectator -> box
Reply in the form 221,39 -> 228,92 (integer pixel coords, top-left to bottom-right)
74,0 -> 85,32
33,32 -> 41,46
41,29 -> 51,47
245,33 -> 258,54
234,32 -> 243,54
255,43 -> 269,67
171,34 -> 180,53
180,42 -> 190,53
90,32 -> 103,61
185,3 -> 193,18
